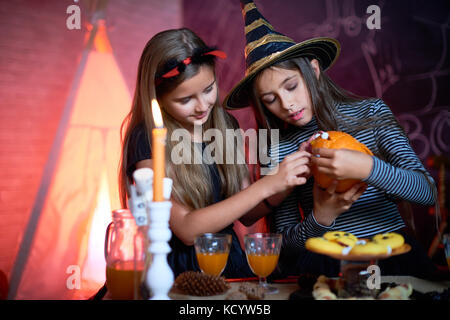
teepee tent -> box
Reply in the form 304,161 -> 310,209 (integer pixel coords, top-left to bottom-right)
8,6 -> 131,299
3,0 -> 266,300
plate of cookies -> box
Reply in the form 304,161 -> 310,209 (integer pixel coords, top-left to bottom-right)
305,231 -> 411,261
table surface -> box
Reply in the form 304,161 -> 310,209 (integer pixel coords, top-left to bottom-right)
168,276 -> 450,300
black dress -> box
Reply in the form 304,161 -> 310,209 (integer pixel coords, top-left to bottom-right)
127,123 -> 254,278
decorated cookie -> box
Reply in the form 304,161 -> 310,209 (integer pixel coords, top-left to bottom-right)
305,237 -> 348,255
323,231 -> 358,247
372,233 -> 404,250
350,240 -> 388,255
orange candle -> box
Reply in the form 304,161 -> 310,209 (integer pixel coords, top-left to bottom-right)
151,99 -> 166,202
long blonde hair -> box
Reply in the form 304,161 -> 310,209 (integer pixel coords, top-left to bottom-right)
119,28 -> 248,209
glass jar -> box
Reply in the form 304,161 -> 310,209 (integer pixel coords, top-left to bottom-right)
104,209 -> 146,300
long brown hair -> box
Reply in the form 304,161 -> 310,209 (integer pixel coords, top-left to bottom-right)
119,28 -> 248,209
251,57 -> 407,141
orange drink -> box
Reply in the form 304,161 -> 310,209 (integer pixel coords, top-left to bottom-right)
244,233 -> 282,294
194,233 -> 232,276
247,253 -> 279,277
196,252 -> 229,276
106,260 -> 145,300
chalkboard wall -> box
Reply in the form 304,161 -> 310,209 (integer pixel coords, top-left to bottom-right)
184,0 -> 449,250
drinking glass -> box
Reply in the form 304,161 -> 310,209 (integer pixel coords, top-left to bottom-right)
105,209 -> 146,300
194,233 -> 232,276
244,233 -> 282,294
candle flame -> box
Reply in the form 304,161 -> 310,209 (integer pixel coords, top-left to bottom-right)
151,99 -> 164,128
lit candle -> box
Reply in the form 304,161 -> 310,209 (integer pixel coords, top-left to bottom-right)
151,99 -> 167,202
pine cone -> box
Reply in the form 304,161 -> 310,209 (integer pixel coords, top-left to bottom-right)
174,271 -> 230,296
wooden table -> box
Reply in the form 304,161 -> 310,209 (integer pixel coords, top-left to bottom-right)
168,276 -> 450,300
169,282 -> 297,300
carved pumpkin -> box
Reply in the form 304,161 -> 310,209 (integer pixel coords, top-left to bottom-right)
310,131 -> 373,192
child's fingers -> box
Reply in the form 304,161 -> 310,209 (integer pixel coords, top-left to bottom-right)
291,156 -> 311,167
299,141 -> 310,152
325,180 -> 338,194
283,151 -> 311,164
353,183 -> 368,200
292,176 -> 307,185
299,140 -> 313,153
342,182 -> 367,202
312,148 -> 335,158
289,163 -> 310,177
311,156 -> 334,171
291,150 -> 312,159
308,131 -> 324,144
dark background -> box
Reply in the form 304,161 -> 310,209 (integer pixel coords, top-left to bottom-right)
183,0 -> 450,254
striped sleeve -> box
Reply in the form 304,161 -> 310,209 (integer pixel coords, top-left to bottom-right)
281,211 -> 335,251
363,101 -> 436,206
273,185 -> 335,251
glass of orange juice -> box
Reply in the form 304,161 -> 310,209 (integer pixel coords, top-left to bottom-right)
194,233 -> 232,276
244,233 -> 282,294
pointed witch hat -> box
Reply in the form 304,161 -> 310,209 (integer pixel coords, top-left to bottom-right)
224,0 -> 340,109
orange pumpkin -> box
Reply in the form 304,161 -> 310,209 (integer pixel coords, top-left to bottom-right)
310,131 -> 373,192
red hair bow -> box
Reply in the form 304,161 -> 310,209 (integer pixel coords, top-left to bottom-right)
156,49 -> 227,84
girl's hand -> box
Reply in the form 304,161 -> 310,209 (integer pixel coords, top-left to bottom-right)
311,148 -> 373,181
312,180 -> 367,226
263,139 -> 315,208
265,150 -> 311,195
292,132 -> 321,180
299,131 -> 324,154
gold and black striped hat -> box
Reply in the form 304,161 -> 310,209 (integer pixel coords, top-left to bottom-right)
224,0 -> 341,109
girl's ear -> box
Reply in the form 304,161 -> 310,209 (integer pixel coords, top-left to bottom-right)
310,59 -> 321,80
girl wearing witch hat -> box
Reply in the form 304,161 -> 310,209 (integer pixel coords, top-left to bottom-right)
225,0 -> 438,278
118,28 -> 311,280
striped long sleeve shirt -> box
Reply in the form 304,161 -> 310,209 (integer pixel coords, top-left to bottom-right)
267,99 -> 436,252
